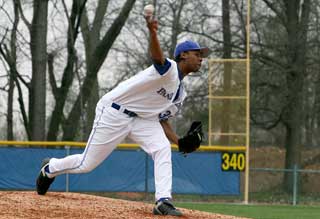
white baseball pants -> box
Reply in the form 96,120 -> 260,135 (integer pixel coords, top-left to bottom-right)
48,100 -> 172,200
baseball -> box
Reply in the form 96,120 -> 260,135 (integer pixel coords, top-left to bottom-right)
144,4 -> 154,17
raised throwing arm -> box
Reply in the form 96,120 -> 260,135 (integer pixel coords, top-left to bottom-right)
145,16 -> 165,65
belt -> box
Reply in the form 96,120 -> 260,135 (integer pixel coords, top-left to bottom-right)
111,103 -> 137,117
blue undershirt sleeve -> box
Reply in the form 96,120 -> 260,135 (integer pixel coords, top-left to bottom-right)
153,59 -> 172,75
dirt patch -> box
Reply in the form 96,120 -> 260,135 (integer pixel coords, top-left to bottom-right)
0,191 -> 251,219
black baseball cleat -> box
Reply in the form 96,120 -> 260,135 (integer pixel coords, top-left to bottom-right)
36,158 -> 55,195
153,199 -> 182,216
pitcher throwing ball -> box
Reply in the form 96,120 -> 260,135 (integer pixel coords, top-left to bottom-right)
36,8 -> 208,216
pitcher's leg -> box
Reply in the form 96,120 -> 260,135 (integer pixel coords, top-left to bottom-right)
129,119 -> 181,216
47,140 -> 119,177
47,125 -> 129,177
129,118 -> 173,201
36,104 -> 133,195
151,145 -> 172,201
46,105 -> 132,177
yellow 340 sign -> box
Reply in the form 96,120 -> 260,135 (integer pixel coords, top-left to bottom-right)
221,152 -> 245,171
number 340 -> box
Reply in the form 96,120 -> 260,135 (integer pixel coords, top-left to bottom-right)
221,152 -> 245,171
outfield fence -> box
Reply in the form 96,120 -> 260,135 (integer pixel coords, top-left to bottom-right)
250,168 -> 320,205
249,167 -> 320,206
1,141 -> 319,205
0,140 -> 246,151
0,141 -> 244,196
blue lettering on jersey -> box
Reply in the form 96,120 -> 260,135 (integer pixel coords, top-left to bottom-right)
157,88 -> 174,100
159,110 -> 172,121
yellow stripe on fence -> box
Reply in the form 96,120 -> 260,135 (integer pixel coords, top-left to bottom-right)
0,141 -> 246,152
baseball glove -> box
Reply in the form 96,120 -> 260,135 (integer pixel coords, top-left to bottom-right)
178,121 -> 203,154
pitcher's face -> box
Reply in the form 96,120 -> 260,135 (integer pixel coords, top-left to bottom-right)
181,50 -> 203,72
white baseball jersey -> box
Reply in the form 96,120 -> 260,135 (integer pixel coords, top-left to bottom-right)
100,58 -> 187,120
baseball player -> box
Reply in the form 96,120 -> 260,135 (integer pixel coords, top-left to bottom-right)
36,13 -> 207,216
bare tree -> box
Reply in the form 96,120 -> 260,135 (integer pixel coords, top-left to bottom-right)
46,0 -> 87,141
0,0 -> 21,140
0,0 -> 136,141
7,0 -> 19,140
220,0 -> 232,145
28,0 -> 49,140
251,0 -> 312,192
282,0 -> 311,191
62,0 -> 136,140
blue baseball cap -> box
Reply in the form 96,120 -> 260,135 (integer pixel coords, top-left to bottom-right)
174,40 -> 209,59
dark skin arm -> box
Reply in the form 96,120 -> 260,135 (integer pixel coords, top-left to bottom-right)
146,17 -> 177,144
160,120 -> 179,145
145,15 -> 165,65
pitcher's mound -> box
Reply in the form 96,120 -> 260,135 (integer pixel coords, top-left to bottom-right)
0,191 -> 250,219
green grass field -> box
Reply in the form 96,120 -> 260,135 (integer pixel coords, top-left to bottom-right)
176,203 -> 320,219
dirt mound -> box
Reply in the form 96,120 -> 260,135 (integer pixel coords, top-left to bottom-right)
0,191 -> 250,219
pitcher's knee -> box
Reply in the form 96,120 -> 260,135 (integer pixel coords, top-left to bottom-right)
158,145 -> 171,158
152,145 -> 172,165
72,154 -> 100,173
77,161 -> 98,173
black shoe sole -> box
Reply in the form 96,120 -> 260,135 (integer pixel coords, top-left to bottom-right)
36,158 -> 55,195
